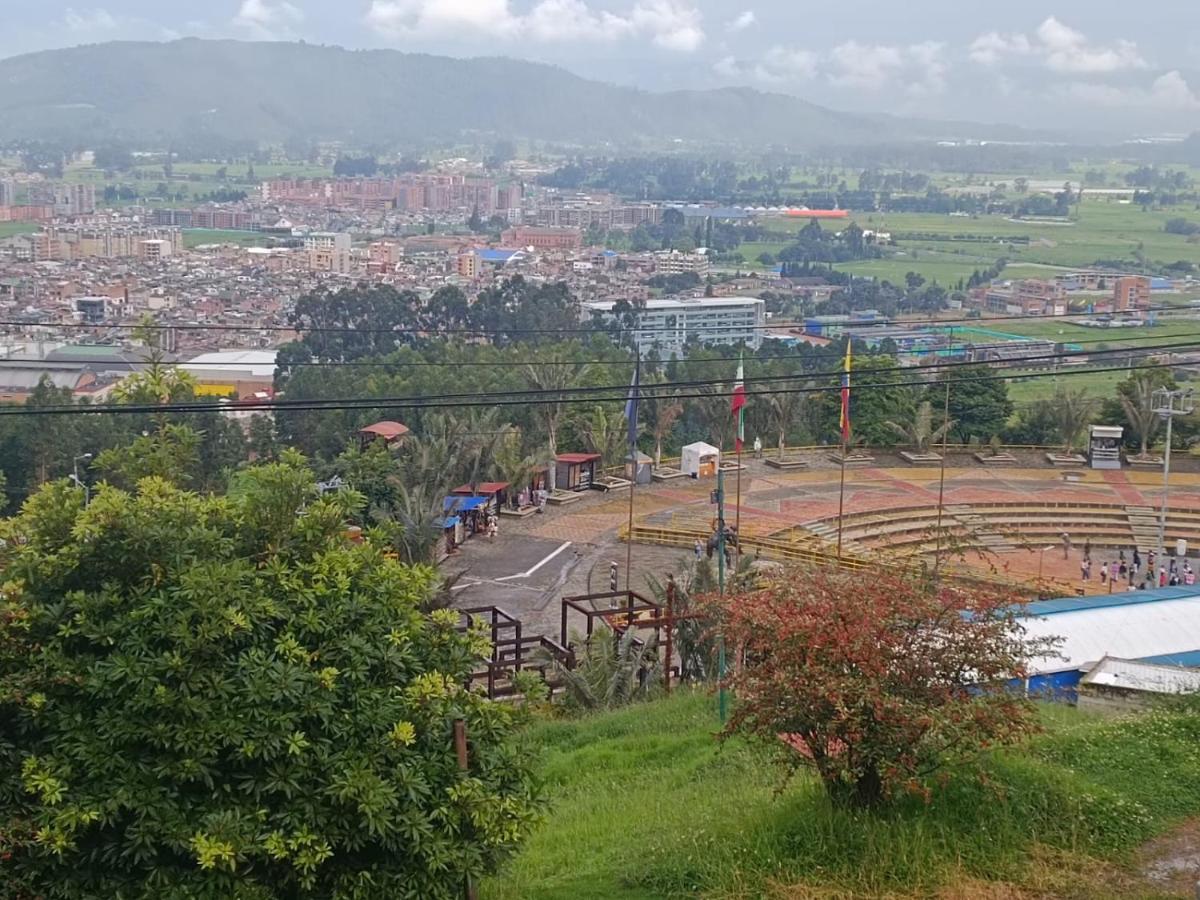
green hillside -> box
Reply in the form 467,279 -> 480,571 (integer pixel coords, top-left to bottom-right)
0,39 -> 995,148
485,691 -> 1200,899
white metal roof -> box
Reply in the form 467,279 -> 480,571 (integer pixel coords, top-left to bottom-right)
1081,657 -> 1200,694
181,350 -> 277,379
1020,594 -> 1200,674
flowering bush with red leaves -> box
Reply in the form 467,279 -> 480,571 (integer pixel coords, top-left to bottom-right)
718,568 -> 1060,808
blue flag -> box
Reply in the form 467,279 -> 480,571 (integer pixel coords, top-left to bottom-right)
624,357 -> 640,454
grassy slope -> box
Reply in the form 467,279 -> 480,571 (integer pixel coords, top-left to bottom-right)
484,690 -> 1200,899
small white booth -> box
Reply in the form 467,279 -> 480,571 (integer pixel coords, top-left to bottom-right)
1088,425 -> 1123,470
682,442 -> 721,478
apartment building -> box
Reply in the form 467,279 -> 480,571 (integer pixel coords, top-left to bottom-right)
32,225 -> 183,261
500,226 -> 582,251
653,250 -> 711,277
583,296 -> 766,357
1113,275 -> 1151,311
304,232 -> 352,274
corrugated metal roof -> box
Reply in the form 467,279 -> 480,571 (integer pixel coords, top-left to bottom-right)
1022,586 -> 1199,617
1081,656 -> 1200,694
1020,592 -> 1200,674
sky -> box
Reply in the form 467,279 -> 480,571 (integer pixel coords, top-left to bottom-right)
4,1 -> 1200,134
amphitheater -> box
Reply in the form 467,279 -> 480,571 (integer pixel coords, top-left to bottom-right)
611,453 -> 1200,594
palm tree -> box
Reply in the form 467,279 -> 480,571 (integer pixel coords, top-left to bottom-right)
540,626 -> 661,711
766,386 -> 807,459
1052,388 -> 1099,453
885,401 -> 953,454
389,482 -> 446,565
576,405 -> 629,467
694,385 -> 734,452
524,354 -> 591,484
1119,375 -> 1161,456
642,375 -> 683,465
455,406 -> 513,494
491,429 -> 547,502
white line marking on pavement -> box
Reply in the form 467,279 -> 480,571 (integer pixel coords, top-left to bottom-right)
494,542 -> 573,581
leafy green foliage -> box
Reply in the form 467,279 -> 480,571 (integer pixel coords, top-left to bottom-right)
0,459 -> 538,898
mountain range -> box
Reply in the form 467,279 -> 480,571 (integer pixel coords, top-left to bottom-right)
0,39 -> 1035,149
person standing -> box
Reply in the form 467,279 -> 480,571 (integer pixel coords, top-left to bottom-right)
694,538 -> 703,561
753,435 -> 763,459
1133,547 -> 1142,574
1062,532 -> 1072,560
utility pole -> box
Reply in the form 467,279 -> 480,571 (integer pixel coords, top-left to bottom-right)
1153,388 -> 1194,566
71,453 -> 92,506
715,468 -> 728,724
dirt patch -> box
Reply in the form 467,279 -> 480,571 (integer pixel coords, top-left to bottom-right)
1139,818 -> 1200,894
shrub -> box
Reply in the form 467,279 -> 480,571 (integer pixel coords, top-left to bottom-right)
0,460 -> 538,898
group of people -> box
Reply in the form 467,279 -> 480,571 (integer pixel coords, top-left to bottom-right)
1069,534 -> 1195,591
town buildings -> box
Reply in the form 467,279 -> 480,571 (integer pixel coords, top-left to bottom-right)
584,296 -> 766,356
500,226 -> 582,251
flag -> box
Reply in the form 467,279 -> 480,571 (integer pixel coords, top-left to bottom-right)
624,356 -> 640,454
731,354 -> 746,452
839,340 -> 852,443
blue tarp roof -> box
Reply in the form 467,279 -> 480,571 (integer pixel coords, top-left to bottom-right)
443,495 -> 487,512
477,249 -> 518,263
434,515 -> 460,529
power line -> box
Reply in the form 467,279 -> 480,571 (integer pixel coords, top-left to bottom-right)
80,328 -> 1200,370
8,335 -> 1199,417
0,357 -> 1187,419
0,303 -> 1194,337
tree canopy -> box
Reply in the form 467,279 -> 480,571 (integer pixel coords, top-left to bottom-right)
0,457 -> 538,897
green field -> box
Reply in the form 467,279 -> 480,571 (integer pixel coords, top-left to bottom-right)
0,222 -> 38,239
182,228 -> 271,248
483,690 -> 1200,899
1006,368 -> 1129,405
996,317 -> 1200,344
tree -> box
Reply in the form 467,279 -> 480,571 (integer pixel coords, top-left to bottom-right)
93,423 -> 202,489
884,401 -> 953,454
1050,388 -> 1098,453
467,205 -> 484,233
642,376 -> 684,465
575,405 -> 627,467
765,387 -> 806,458
938,365 -> 1013,443
1117,370 -> 1168,455
0,461 -> 538,896
524,354 -> 590,484
719,567 -> 1057,809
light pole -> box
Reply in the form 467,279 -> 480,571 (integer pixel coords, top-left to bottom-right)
1153,388 -> 1195,567
1036,544 -> 1056,584
71,453 -> 93,506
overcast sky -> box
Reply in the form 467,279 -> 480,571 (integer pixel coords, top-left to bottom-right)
4,1 -> 1199,133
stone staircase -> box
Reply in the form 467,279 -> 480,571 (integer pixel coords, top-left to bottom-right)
946,504 -> 1017,553
1125,505 -> 1160,552
801,521 -> 870,557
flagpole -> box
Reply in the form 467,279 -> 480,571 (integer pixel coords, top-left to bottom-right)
625,353 -> 641,593
836,338 -> 852,564
836,435 -> 847,563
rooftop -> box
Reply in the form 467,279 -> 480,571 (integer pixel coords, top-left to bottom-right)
584,296 -> 765,312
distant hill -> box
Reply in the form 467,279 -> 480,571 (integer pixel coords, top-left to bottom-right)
0,39 -> 1021,149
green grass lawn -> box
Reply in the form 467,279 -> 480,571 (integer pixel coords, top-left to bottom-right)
835,256 -> 986,286
1007,368 -> 1129,405
484,691 -> 1200,899
0,222 -> 39,239
182,228 -> 271,248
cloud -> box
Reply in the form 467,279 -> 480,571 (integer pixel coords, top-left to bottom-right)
1060,70 -> 1200,110
714,45 -> 818,84
1036,17 -> 1145,73
827,41 -> 905,90
906,40 -> 948,95
365,0 -> 704,51
628,1 -> 704,51
63,8 -> 118,32
969,17 -> 1145,73
716,41 -> 945,94
969,31 -> 1032,66
728,10 -> 755,32
234,0 -> 305,39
